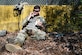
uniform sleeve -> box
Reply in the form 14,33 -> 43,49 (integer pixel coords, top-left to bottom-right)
22,16 -> 29,26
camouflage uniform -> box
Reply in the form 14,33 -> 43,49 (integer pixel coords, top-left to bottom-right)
14,16 -> 46,46
5,5 -> 46,52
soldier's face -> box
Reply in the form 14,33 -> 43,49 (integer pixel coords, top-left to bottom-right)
33,9 -> 40,15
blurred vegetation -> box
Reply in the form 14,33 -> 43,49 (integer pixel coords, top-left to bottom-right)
43,5 -> 82,33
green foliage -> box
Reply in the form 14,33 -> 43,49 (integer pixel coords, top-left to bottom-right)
43,5 -> 82,32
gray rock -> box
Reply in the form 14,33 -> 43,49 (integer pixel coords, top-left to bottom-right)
0,30 -> 7,37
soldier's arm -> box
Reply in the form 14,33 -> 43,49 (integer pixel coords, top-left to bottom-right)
22,16 -> 31,29
22,12 -> 34,29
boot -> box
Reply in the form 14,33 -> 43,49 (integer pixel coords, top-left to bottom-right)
5,43 -> 22,52
5,30 -> 27,52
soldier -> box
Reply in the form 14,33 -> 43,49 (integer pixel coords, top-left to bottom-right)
5,5 -> 46,52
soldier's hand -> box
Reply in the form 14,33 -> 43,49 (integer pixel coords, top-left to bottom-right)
28,12 -> 34,21
30,12 -> 35,17
35,19 -> 43,28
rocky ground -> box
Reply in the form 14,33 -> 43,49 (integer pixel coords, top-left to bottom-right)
0,31 -> 82,55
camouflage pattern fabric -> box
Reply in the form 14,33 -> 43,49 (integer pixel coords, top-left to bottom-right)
14,16 -> 46,46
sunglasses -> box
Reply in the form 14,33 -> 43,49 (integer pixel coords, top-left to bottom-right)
33,10 -> 40,12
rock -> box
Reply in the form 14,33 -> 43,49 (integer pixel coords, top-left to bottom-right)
0,30 -> 7,37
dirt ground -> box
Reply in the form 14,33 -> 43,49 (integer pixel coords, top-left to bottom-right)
0,32 -> 82,55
